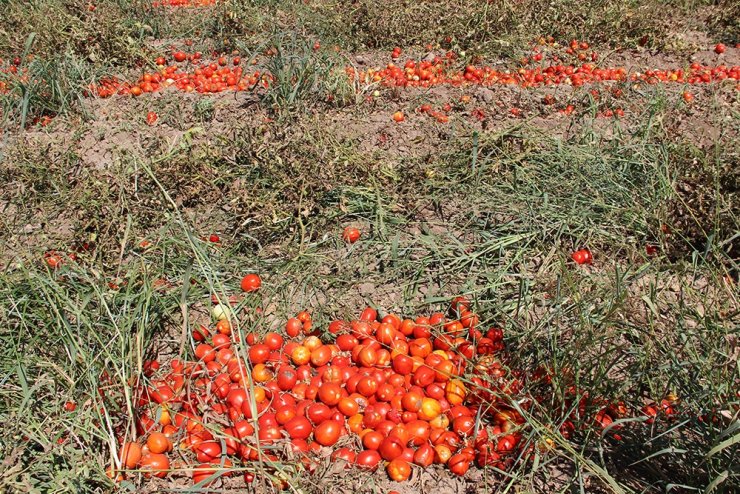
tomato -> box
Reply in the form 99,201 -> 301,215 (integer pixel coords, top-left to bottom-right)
281,416 -> 311,440
331,447 -> 356,465
277,368 -> 298,391
263,331 -> 284,350
452,416 -> 475,437
146,111 -> 158,126
379,436 -> 405,461
359,307 -> 377,322
355,450 -> 381,470
240,273 -> 262,292
392,111 -> 405,122
446,379 -> 466,405
357,346 -> 378,367
291,346 -> 311,365
285,317 -> 303,337
311,346 -> 332,367
119,442 -> 142,469
314,420 -> 343,446
63,401 -> 76,412
192,463 -> 216,485
139,453 -> 169,478
146,432 -> 171,454
317,382 -> 343,406
386,458 -> 411,481
173,51 -> 187,62
434,444 -> 452,464
362,430 -> 383,450
715,43 -> 726,54
252,363 -> 273,382
248,344 -> 270,364
571,249 -> 593,265
306,402 -> 333,424
401,392 -> 423,412
407,420 -> 431,446
194,343 -> 216,363
411,443 -> 432,467
356,376 -> 379,397
419,398 -> 442,421
342,227 -> 361,243
412,365 -> 435,387
337,397 -> 359,416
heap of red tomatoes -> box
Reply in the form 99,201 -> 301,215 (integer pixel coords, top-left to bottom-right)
89,54 -> 269,98
349,55 -> 739,89
112,274 -> 682,487
114,290 -> 528,486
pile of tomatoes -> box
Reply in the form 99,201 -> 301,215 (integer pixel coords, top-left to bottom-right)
349,55 -> 739,89
350,39 -> 738,90
113,281 -> 531,486
110,272 -> 688,487
89,55 -> 268,98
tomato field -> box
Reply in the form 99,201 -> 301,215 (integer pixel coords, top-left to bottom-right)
0,1 -> 738,493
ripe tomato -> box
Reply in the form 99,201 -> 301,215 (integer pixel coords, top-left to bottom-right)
277,368 -> 298,390
715,43 -> 726,54
392,111 -> 405,122
362,430 -> 384,450
414,442 -> 434,467
386,458 -> 411,481
314,420 -> 343,446
331,447 -> 356,465
285,317 -> 303,337
284,416 -> 312,440
407,420 -> 431,445
317,382 -> 343,406
139,453 -> 169,478
571,249 -> 593,265
359,307 -> 377,321
342,227 -> 361,243
146,432 -> 171,454
355,450 -> 382,470
119,442 -> 142,469
146,111 -> 158,126
192,463 -> 216,485
419,398 -> 442,421
248,344 -> 270,364
379,436 -> 405,461
240,273 -> 262,292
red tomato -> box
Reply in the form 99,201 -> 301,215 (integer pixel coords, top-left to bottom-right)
571,249 -> 593,265
240,273 -> 262,292
139,453 -> 169,478
284,416 -> 312,440
285,317 -> 303,337
362,430 -> 384,450
331,447 -> 356,465
248,344 -> 270,364
342,227 -> 361,243
119,442 -> 142,469
379,436 -> 405,461
355,450 -> 382,470
413,442 -> 434,467
314,420 -> 343,446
